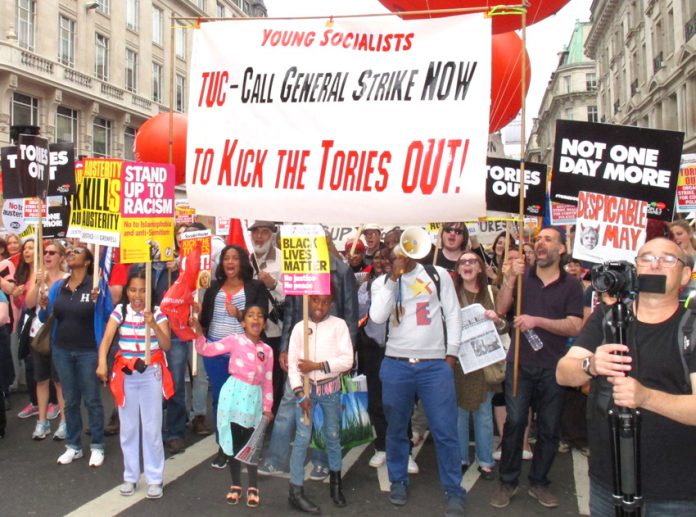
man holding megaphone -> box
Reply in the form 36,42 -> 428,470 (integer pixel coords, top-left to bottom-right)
369,227 -> 466,516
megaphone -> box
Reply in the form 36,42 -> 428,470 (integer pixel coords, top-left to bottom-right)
394,226 -> 431,260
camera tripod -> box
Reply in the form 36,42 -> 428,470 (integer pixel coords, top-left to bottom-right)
606,301 -> 642,516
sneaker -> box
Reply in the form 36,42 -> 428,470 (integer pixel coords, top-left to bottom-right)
89,449 -> 105,467
211,450 -> 228,469
490,483 -> 517,508
32,420 -> 51,440
146,484 -> 164,499
57,447 -> 83,465
309,464 -> 329,481
407,455 -> 419,475
558,441 -> 570,453
369,451 -> 386,468
191,415 -> 212,436
47,403 -> 61,421
119,482 -> 136,496
522,449 -> 534,461
528,485 -> 559,508
389,481 -> 408,506
258,463 -> 289,477
17,403 -> 38,419
53,421 -> 67,441
445,494 -> 466,517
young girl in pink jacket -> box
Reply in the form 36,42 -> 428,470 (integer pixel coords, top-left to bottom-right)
192,305 -> 273,508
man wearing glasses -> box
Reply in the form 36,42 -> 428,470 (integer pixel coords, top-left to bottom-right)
557,237 -> 696,515
492,226 -> 584,509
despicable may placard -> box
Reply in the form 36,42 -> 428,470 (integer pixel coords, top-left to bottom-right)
550,120 -> 683,221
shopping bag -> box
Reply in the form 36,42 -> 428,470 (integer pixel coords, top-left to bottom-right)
311,375 -> 373,451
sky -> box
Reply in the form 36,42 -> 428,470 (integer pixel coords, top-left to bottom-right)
262,0 -> 594,139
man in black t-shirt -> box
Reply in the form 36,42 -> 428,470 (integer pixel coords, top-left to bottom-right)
557,237 -> 696,515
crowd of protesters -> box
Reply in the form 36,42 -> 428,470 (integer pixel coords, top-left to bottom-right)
1,217 -> 694,515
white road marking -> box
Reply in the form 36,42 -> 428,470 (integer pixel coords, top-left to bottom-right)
461,460 -> 481,492
66,435 -> 218,517
572,449 -> 590,515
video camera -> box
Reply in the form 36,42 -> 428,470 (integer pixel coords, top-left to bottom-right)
591,261 -> 639,298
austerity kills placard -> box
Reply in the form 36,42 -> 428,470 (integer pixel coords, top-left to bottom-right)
1,142 -> 75,199
187,14 -> 491,224
280,224 -> 331,295
573,191 -> 647,264
486,157 -> 547,216
119,162 -> 175,263
550,120 -> 683,221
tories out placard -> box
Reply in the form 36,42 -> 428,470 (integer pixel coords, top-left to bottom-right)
573,191 -> 647,264
485,157 -> 547,216
550,120 -> 683,222
186,15 -> 491,224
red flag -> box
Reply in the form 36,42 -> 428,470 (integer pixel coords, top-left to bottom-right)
227,218 -> 248,251
160,244 -> 200,341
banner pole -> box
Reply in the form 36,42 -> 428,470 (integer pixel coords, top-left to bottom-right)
92,244 -> 100,291
302,294 -> 310,425
145,261 -> 152,365
192,289 -> 199,376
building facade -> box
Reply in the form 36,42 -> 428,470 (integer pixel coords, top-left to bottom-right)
0,0 -> 266,159
584,0 -> 696,153
526,22 -> 597,165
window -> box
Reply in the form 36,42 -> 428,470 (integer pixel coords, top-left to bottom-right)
126,0 -> 138,31
587,106 -> 598,123
93,117 -> 112,158
17,0 -> 36,51
176,74 -> 185,112
124,127 -> 136,160
563,76 -> 571,94
58,16 -> 75,67
175,22 -> 186,58
152,7 -> 163,45
11,92 -> 38,126
56,106 -> 78,144
125,49 -> 138,92
97,0 -> 109,15
586,72 -> 597,91
152,62 -> 163,103
217,2 -> 225,17
196,0 -> 206,9
564,108 -> 574,121
95,33 -> 110,80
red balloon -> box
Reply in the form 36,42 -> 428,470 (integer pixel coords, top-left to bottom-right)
490,31 -> 531,133
133,112 -> 188,185
377,0 -> 570,34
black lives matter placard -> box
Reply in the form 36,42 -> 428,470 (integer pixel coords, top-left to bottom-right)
485,157 -> 547,216
550,120 -> 683,221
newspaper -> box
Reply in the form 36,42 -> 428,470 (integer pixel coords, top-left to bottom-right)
457,303 -> 507,374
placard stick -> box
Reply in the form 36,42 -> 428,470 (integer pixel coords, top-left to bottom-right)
512,8 -> 528,398
349,224 -> 365,258
302,294 -> 310,425
92,244 -> 100,290
145,261 -> 152,365
566,224 -> 573,256
191,289 -> 199,376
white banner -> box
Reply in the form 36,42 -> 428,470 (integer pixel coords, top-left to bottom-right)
186,14 -> 491,224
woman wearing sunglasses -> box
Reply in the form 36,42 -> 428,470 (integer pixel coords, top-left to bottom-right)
453,252 -> 508,479
24,241 -> 68,440
38,246 -> 106,467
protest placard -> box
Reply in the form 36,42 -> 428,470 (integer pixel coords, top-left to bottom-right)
69,158 -> 122,246
215,216 -> 231,237
180,229 -> 212,288
175,201 -> 196,226
1,141 -> 75,199
676,162 -> 696,213
550,120 -> 683,222
186,14 -> 491,224
119,162 -> 175,263
572,190 -> 647,264
280,224 -> 331,295
486,157 -> 547,216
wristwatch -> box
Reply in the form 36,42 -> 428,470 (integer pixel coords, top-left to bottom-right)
581,356 -> 597,379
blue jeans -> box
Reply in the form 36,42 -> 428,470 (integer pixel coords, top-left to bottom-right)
457,391 -> 494,468
52,345 -> 104,451
290,387 -> 341,486
500,364 -> 564,488
202,353 -> 229,440
164,337 -> 187,440
262,381 -> 327,471
380,357 -> 465,499
590,479 -> 696,517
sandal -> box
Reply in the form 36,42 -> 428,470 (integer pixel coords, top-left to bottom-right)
246,487 -> 260,508
226,485 -> 242,505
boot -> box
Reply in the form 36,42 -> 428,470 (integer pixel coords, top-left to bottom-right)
329,470 -> 347,507
288,483 -> 320,514
104,409 -> 119,436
